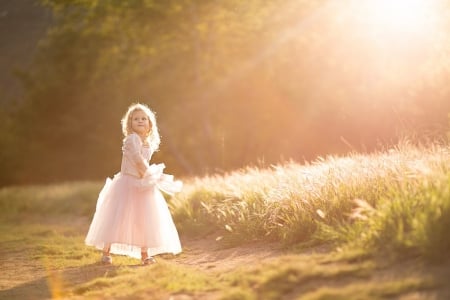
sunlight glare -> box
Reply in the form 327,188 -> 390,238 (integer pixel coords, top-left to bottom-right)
361,0 -> 436,35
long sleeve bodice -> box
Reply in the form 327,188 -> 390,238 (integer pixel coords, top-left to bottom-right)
119,133 -> 183,195
120,133 -> 153,178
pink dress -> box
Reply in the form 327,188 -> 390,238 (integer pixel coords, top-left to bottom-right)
85,133 -> 182,258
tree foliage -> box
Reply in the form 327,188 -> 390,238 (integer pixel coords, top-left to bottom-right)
4,0 -> 450,185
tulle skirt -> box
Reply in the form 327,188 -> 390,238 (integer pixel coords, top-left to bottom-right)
85,173 -> 182,258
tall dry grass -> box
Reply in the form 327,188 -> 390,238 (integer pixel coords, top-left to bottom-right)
171,142 -> 450,260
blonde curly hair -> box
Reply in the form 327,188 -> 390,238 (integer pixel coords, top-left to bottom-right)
120,103 -> 160,151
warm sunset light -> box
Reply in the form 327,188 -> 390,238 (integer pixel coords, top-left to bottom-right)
360,0 -> 437,36
2,1 -> 450,298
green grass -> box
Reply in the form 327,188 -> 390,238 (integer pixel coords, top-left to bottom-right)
73,261 -> 216,299
1,141 -> 449,299
0,181 -> 102,221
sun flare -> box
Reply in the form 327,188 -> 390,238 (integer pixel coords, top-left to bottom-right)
360,0 -> 437,35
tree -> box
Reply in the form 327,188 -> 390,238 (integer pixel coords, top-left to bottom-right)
7,0 -> 450,185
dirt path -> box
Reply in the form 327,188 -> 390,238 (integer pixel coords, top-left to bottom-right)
0,241 -> 49,299
175,235 -> 285,273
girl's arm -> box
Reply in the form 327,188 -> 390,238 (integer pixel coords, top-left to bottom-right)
124,134 -> 182,194
123,134 -> 151,178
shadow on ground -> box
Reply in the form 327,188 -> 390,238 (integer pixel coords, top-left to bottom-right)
0,263 -> 119,300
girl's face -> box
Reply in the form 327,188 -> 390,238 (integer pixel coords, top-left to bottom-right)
130,110 -> 151,136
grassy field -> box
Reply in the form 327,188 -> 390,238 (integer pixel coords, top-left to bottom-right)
1,142 -> 449,299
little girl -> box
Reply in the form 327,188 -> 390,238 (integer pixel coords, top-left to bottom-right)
85,103 -> 182,265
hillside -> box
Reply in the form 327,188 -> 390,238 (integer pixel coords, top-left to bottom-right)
0,0 -> 51,103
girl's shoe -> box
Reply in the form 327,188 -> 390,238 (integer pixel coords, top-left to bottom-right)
142,256 -> 156,265
101,255 -> 112,264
